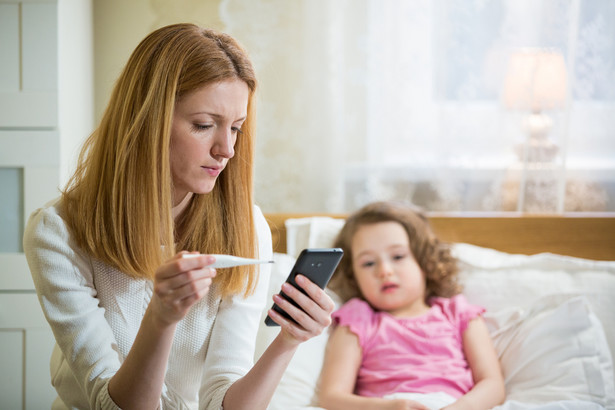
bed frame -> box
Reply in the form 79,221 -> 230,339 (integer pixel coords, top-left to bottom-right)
264,213 -> 615,261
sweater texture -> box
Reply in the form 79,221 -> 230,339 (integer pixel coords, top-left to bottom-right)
23,198 -> 272,410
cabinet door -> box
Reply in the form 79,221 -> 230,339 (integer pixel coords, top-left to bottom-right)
0,293 -> 57,409
0,132 -> 60,289
0,0 -> 58,128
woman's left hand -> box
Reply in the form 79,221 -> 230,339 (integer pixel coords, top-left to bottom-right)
267,274 -> 335,345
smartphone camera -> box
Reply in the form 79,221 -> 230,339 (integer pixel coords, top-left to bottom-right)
311,261 -> 323,267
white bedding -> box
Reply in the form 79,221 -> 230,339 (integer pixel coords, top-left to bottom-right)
254,217 -> 615,410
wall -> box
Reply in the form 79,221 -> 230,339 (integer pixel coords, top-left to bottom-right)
91,0 -> 354,213
93,0 -> 224,122
59,0 -> 94,186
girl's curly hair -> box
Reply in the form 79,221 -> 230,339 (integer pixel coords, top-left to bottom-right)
328,201 -> 462,305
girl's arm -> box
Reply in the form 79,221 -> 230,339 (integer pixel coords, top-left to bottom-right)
222,273 -> 336,409
444,317 -> 506,410
318,326 -> 428,410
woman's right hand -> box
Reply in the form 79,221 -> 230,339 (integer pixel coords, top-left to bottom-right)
150,252 -> 217,326
267,274 -> 335,346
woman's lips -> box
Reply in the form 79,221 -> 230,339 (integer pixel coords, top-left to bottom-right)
202,166 -> 222,177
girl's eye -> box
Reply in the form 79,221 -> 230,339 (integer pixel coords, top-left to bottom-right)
192,123 -> 213,132
361,261 -> 375,268
393,254 -> 406,261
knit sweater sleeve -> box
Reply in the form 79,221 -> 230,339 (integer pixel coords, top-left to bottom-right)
23,200 -> 122,409
198,205 -> 272,410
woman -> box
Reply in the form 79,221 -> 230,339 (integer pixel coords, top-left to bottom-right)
23,23 -> 334,410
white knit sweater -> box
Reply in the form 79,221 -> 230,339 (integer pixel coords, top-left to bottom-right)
23,199 -> 272,410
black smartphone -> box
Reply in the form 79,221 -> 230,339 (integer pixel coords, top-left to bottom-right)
265,248 -> 344,327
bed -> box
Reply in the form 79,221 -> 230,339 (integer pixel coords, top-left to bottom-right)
254,212 -> 615,410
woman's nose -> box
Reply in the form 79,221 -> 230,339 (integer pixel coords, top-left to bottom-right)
212,128 -> 235,159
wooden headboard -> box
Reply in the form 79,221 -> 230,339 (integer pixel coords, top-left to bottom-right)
264,213 -> 615,261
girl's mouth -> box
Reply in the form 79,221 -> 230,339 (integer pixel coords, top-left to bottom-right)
381,283 -> 398,293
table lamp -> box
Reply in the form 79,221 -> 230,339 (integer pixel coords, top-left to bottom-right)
502,48 -> 568,163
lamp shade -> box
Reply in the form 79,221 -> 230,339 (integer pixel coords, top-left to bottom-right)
502,49 -> 568,112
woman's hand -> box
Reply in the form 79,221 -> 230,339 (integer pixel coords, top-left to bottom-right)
109,252 -> 215,408
267,274 -> 335,345
150,252 -> 217,326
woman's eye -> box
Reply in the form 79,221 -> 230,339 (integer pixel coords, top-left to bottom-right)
231,126 -> 243,135
192,124 -> 212,132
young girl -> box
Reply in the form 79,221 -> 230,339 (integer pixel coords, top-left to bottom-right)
318,201 -> 505,410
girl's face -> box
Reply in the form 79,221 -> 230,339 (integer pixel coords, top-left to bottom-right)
351,221 -> 429,317
170,79 -> 249,206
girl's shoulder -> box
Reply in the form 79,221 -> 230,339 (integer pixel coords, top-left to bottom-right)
332,298 -> 378,327
334,297 -> 374,318
430,293 -> 470,309
331,298 -> 380,346
430,294 -> 485,328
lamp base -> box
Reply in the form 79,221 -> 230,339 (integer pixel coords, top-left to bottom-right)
515,112 -> 559,163
514,138 -> 559,163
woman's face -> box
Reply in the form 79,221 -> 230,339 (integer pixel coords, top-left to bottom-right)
351,221 -> 429,317
170,79 -> 249,206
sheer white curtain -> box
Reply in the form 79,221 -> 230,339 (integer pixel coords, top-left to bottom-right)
220,0 -> 350,212
220,0 -> 614,213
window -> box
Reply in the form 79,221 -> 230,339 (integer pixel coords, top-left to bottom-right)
344,0 -> 615,212
221,0 -> 614,213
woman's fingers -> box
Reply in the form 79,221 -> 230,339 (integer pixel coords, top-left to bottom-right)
282,276 -> 334,323
295,274 -> 336,313
155,264 -> 216,295
272,274 -> 334,338
158,273 -> 214,303
156,253 -> 214,280
152,253 -> 217,321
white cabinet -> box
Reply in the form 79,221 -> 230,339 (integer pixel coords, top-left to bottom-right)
0,0 -> 58,128
0,294 -> 56,409
0,1 -> 66,408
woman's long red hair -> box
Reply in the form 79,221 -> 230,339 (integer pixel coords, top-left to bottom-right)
62,24 -> 259,297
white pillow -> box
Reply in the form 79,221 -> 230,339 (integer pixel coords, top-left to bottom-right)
487,294 -> 615,408
285,217 -> 345,259
455,243 -> 615,365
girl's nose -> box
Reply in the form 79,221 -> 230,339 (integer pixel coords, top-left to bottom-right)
212,128 -> 235,159
377,260 -> 393,279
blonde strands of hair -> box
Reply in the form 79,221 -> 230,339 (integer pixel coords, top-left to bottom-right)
328,201 -> 462,304
62,24 -> 258,298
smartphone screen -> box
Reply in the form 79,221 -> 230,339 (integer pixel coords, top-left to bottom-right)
265,248 -> 343,327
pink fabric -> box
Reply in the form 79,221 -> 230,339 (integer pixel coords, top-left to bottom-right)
332,294 -> 484,398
